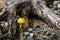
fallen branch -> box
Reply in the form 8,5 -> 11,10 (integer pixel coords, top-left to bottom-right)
31,0 -> 60,30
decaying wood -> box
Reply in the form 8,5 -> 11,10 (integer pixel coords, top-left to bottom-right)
31,0 -> 60,30
0,0 -> 60,31
0,0 -> 6,9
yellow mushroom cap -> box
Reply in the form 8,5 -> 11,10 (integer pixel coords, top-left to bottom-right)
17,18 -> 25,24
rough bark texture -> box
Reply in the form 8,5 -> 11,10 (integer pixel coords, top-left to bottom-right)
31,0 -> 60,30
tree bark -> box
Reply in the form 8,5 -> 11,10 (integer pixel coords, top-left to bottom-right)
31,0 -> 60,30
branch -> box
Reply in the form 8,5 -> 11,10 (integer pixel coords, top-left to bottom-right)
31,0 -> 60,29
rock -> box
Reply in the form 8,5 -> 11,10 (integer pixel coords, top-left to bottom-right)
35,27 -> 43,32
7,1 -> 12,5
30,33 -> 34,37
46,32 -> 52,37
57,3 -> 60,8
27,36 -> 34,40
43,36 -> 49,40
24,32 -> 29,36
37,35 -> 44,40
0,21 -> 8,27
28,28 -> 33,32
